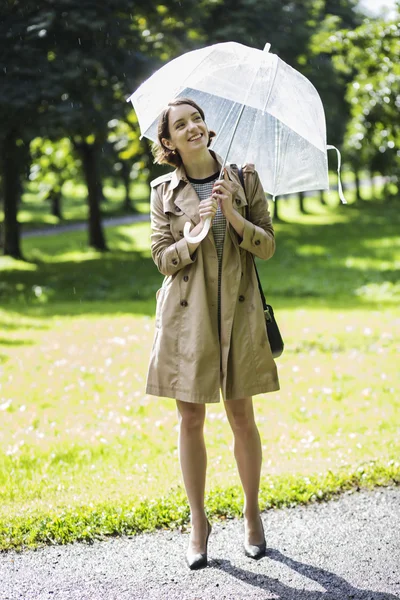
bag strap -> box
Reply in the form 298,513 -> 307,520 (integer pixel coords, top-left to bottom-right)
237,166 -> 268,312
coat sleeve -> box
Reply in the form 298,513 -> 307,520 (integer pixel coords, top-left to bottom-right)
150,186 -> 197,276
238,168 -> 275,260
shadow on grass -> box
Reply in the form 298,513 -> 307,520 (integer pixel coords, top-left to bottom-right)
0,202 -> 399,318
0,338 -> 35,347
0,321 -> 50,332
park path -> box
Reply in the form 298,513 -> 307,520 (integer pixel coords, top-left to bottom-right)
21,213 -> 149,238
1,486 -> 399,600
21,174 -> 385,240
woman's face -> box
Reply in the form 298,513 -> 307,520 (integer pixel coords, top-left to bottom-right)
162,104 -> 209,159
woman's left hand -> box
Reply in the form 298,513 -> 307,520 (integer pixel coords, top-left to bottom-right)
212,168 -> 234,218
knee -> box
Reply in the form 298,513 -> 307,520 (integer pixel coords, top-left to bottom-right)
177,402 -> 205,432
226,401 -> 255,435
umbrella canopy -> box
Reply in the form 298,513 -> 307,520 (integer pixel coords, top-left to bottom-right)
128,41 -> 345,242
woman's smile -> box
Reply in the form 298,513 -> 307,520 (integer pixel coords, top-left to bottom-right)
188,133 -> 203,142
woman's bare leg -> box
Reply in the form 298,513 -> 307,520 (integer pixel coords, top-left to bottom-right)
224,396 -> 264,544
176,400 -> 208,552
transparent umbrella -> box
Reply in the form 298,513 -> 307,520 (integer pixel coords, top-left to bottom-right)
128,41 -> 346,243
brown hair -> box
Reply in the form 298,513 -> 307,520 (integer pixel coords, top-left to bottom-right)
152,98 -> 216,167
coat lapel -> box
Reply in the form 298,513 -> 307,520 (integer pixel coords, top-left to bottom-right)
174,183 -> 201,226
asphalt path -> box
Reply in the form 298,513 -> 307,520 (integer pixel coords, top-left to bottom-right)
2,486 -> 399,600
21,213 -> 149,238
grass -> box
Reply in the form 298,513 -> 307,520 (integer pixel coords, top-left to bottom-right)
0,185 -> 399,552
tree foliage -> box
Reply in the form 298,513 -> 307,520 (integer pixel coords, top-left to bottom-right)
314,13 -> 400,188
0,0 -> 201,256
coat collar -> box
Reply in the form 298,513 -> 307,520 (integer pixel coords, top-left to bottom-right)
162,151 -> 247,220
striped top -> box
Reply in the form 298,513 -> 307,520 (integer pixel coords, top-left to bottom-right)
187,172 -> 226,337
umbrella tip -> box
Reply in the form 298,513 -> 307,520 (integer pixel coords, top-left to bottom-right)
263,43 -> 271,53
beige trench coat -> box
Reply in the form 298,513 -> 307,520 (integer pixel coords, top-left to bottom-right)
145,152 -> 280,404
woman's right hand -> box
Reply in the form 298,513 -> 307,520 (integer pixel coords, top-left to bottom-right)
198,197 -> 218,225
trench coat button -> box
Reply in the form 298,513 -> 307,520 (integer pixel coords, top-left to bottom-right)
183,275 -> 189,282
172,258 -> 178,265
180,300 -> 188,307
236,198 -> 240,205
254,239 -> 261,245
239,295 -> 245,302
179,230 -> 183,237
175,205 -> 181,213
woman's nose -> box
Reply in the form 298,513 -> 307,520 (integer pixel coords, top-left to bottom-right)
187,120 -> 198,131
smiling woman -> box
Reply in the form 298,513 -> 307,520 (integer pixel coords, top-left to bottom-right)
152,98 -> 216,169
145,97 -> 279,569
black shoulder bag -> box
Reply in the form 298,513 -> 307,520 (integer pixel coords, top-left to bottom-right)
237,166 -> 284,359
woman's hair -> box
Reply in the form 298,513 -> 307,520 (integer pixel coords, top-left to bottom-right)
152,98 -> 216,167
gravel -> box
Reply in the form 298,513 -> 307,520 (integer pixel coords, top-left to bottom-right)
1,487 -> 399,600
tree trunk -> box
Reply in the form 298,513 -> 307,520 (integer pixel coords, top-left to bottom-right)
298,191 -> 306,214
2,130 -> 23,259
121,162 -> 135,211
78,141 -> 107,251
97,180 -> 107,204
369,170 -> 376,199
273,196 -> 281,221
49,190 -> 63,219
355,170 -> 363,202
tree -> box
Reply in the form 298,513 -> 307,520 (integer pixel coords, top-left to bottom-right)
107,112 -> 146,211
314,14 -> 400,199
201,0 -> 318,64
200,0 -> 364,209
0,0 -> 207,257
0,1 -> 136,255
29,137 -> 80,219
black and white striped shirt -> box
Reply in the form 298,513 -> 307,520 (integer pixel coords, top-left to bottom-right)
188,172 -> 226,337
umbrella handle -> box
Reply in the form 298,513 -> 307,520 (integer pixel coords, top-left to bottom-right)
183,217 -> 211,243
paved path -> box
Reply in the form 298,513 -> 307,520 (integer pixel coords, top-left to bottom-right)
21,213 -> 149,238
2,487 -> 399,600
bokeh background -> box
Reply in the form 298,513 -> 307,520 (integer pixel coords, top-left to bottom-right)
0,0 -> 399,550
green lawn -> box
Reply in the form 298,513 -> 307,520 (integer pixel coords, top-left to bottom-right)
0,190 -> 399,551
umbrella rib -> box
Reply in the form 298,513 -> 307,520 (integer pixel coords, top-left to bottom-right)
220,54 -> 266,169
261,55 -> 279,115
219,102 -> 246,173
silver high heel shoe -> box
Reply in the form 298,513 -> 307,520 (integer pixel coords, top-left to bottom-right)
243,516 -> 266,559
186,520 -> 212,570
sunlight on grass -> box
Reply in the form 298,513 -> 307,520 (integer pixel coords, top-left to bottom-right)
0,305 -> 398,512
0,197 -> 399,550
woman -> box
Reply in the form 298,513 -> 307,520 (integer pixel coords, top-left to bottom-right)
146,98 -> 279,569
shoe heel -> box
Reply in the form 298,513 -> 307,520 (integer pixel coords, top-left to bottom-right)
243,517 -> 266,560
186,520 -> 211,570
